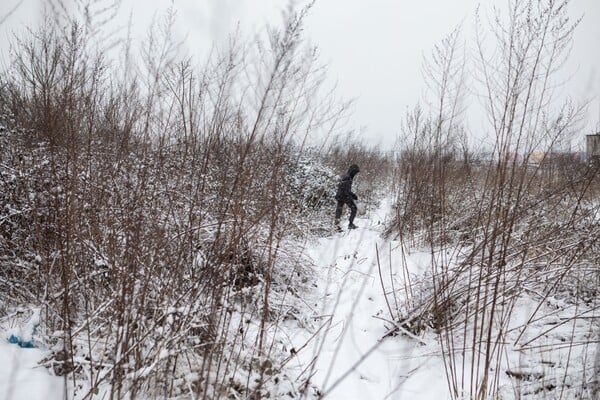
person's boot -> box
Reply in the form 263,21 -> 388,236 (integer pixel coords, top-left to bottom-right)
348,222 -> 358,229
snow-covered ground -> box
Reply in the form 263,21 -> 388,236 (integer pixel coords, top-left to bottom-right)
0,309 -> 64,400
2,198 -> 599,399
278,199 -> 600,399
0,199 -> 449,400
280,200 -> 451,399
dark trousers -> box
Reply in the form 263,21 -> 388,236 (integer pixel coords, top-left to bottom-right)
335,199 -> 357,225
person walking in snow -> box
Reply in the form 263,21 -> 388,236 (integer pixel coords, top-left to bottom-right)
335,164 -> 360,230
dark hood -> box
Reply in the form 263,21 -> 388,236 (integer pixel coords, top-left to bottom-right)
348,164 -> 360,177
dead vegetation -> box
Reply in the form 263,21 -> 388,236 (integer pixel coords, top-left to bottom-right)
0,2 -> 381,398
386,1 -> 600,398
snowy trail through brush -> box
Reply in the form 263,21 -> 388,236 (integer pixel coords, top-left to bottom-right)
283,201 -> 449,400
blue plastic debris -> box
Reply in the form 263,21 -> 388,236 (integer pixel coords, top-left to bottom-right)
7,334 -> 36,348
8,335 -> 35,349
6,309 -> 40,348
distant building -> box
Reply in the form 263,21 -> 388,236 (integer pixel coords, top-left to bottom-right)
586,134 -> 600,163
527,151 -> 545,165
527,150 -> 586,166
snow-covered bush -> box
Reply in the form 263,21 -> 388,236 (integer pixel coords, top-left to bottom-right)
282,153 -> 339,235
0,5 -> 345,398
386,2 -> 600,398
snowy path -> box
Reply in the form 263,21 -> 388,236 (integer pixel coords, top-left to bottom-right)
284,203 -> 449,400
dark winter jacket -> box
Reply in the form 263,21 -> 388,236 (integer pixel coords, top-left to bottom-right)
335,164 -> 360,201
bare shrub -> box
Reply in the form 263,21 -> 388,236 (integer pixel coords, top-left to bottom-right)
0,3 -> 348,398
387,1 -> 600,399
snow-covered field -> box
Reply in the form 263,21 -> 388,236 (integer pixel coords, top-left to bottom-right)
2,198 -> 599,399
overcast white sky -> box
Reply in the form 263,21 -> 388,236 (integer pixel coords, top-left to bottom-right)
1,0 -> 599,149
